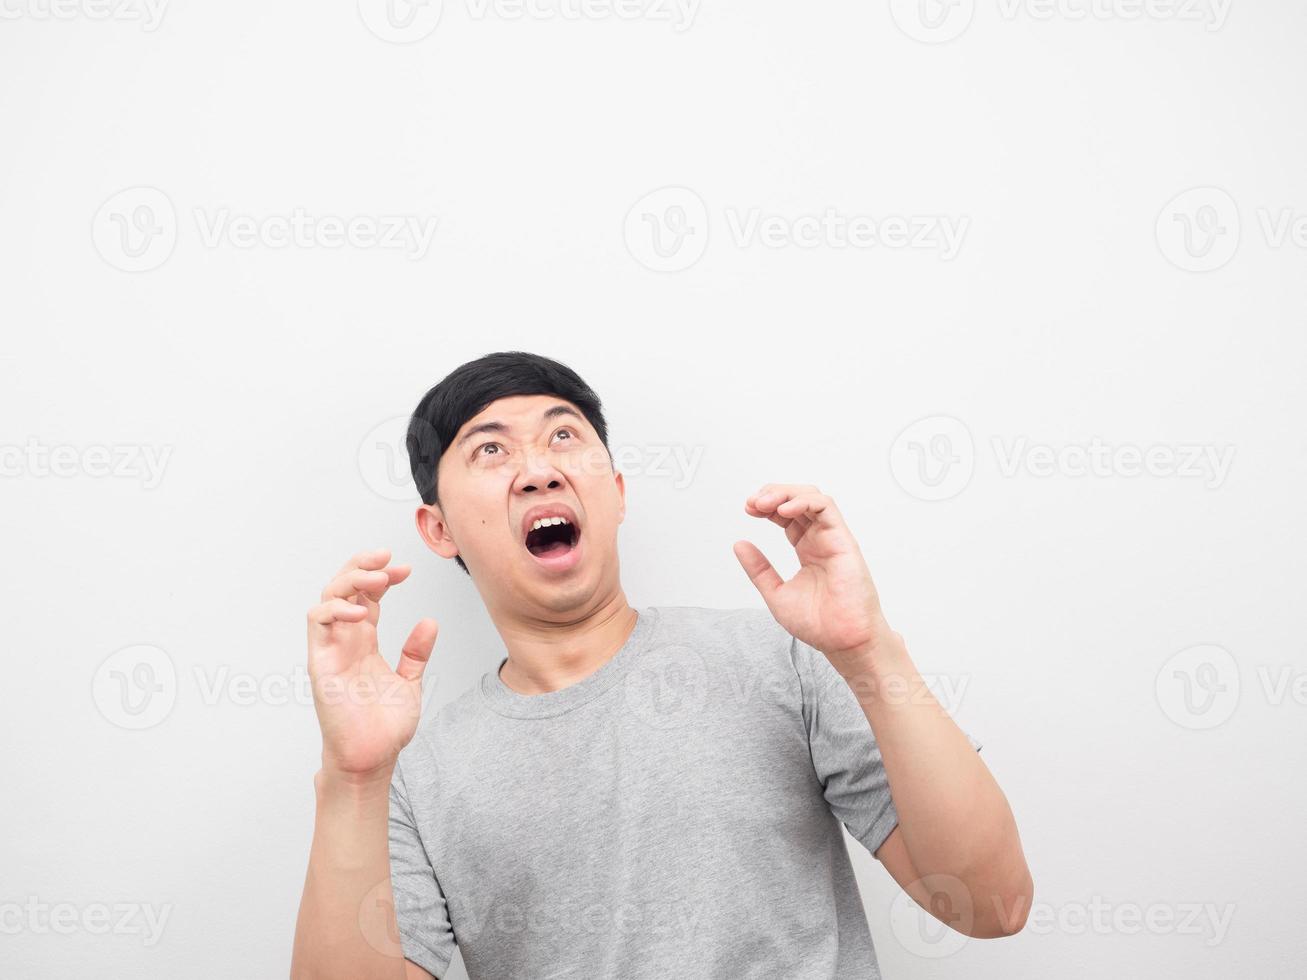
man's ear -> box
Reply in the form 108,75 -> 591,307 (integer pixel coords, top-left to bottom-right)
415,503 -> 460,560
615,469 -> 626,524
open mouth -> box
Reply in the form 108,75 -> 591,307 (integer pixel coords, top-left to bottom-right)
524,518 -> 581,560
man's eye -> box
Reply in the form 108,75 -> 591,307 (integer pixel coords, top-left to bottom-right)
553,428 -> 574,443
477,443 -> 502,457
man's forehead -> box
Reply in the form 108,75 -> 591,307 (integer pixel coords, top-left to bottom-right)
456,396 -> 584,436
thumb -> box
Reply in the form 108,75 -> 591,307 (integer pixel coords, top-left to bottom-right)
396,618 -> 438,682
733,540 -> 783,603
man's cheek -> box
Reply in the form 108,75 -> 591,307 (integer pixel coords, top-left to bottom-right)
574,446 -> 611,477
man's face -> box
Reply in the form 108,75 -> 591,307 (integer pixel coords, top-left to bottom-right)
416,394 -> 625,614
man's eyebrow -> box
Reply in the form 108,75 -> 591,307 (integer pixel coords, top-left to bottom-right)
455,404 -> 584,449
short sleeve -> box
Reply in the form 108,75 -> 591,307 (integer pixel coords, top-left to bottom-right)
790,636 -> 982,857
389,760 -> 456,978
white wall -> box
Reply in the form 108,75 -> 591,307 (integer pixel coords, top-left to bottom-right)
2,1 -> 1304,977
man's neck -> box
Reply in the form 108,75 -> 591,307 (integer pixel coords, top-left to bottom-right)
494,595 -> 639,696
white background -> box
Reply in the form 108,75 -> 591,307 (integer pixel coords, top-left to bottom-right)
2,1 -> 1305,977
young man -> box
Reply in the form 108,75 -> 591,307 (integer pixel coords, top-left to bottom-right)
291,351 -> 1032,979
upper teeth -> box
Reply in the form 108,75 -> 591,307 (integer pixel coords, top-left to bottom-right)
531,517 -> 570,531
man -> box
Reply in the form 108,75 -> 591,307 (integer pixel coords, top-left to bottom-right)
291,351 -> 1032,979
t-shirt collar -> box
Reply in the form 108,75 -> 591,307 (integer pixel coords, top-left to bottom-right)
479,606 -> 659,720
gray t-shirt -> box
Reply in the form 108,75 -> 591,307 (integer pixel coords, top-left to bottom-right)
388,604 -> 980,979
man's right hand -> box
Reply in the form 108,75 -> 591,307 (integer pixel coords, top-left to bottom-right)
306,547 -> 438,779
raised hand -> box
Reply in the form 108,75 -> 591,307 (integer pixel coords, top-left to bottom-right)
306,548 -> 437,778
733,484 -> 893,679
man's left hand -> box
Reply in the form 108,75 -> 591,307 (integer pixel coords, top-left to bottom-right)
733,484 -> 895,678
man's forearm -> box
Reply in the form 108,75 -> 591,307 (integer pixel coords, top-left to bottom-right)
291,766 -> 408,980
841,633 -> 1033,930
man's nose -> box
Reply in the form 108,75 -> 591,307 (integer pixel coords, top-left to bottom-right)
514,453 -> 566,493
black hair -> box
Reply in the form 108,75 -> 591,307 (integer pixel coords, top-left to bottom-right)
406,351 -> 611,575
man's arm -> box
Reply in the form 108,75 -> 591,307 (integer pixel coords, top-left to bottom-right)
848,635 -> 1033,937
289,548 -> 440,980
291,767 -> 435,979
733,484 -> 1034,939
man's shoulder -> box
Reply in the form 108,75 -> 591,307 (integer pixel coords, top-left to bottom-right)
397,675 -> 491,770
649,603 -> 768,622
646,604 -> 798,668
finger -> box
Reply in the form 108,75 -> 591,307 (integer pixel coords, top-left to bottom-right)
775,492 -> 838,527
356,564 -> 413,614
748,484 -> 821,512
321,567 -> 391,603
307,597 -> 369,628
322,564 -> 411,602
733,540 -> 784,601
396,618 -> 439,682
775,493 -> 851,552
334,547 -> 392,578
746,486 -> 814,532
